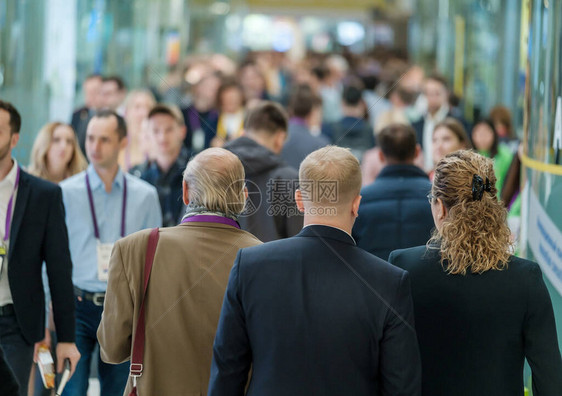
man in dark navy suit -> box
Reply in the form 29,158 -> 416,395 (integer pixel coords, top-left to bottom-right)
209,146 -> 421,396
0,101 -> 80,395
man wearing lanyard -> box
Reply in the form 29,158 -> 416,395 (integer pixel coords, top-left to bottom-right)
0,100 -> 80,396
60,110 -> 162,396
180,72 -> 220,154
98,148 -> 261,395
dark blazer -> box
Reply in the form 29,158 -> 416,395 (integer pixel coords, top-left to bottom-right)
8,170 -> 75,344
209,225 -> 421,396
388,246 -> 562,396
353,164 -> 434,260
281,121 -> 329,170
411,112 -> 471,148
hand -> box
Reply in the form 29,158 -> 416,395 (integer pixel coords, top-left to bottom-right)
56,342 -> 81,378
33,328 -> 52,362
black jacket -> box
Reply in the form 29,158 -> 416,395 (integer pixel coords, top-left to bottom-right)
209,225 -> 422,396
411,112 -> 471,148
8,170 -> 75,343
353,165 -> 434,260
225,136 -> 302,242
389,246 -> 562,396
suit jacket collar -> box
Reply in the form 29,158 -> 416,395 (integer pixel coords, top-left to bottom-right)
9,168 -> 31,261
377,164 -> 429,180
297,224 -> 356,246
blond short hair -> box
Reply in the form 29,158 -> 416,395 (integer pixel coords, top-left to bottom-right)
299,146 -> 361,206
183,148 -> 246,217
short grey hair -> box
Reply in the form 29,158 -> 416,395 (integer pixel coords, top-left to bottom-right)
183,148 -> 246,217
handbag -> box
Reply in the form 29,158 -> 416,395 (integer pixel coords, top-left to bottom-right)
129,227 -> 160,396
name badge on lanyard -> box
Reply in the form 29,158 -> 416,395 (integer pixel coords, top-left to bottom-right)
0,167 -> 20,280
85,173 -> 127,282
188,108 -> 206,153
96,240 -> 114,281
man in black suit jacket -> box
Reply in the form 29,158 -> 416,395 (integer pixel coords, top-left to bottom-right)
0,101 -> 80,395
410,74 -> 470,170
209,146 -> 421,396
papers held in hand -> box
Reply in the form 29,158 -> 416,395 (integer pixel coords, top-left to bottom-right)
56,359 -> 71,396
37,345 -> 55,389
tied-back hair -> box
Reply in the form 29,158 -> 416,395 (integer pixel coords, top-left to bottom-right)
429,150 -> 512,275
28,122 -> 88,182
183,148 -> 246,218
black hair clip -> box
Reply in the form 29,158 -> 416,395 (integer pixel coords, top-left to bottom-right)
472,174 -> 492,201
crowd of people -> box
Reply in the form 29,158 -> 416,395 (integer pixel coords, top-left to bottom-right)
0,48 -> 559,396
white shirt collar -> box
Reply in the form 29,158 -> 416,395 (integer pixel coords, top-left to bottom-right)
426,104 -> 449,123
0,159 -> 19,187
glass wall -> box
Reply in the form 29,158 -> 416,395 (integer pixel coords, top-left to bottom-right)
409,0 -> 522,126
0,0 -> 49,162
74,0 -> 191,105
521,0 -> 562,373
0,0 -> 192,165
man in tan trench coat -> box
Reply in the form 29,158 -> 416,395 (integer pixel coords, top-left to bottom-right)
97,147 -> 262,395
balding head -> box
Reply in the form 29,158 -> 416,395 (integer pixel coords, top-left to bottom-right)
297,146 -> 362,233
183,148 -> 246,218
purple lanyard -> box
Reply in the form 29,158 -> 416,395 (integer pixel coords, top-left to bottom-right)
85,172 -> 127,239
3,167 -> 21,243
187,107 -> 218,132
188,108 -> 202,132
181,214 -> 240,229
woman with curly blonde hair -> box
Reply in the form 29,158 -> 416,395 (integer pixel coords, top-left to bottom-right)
28,122 -> 87,182
389,150 -> 562,396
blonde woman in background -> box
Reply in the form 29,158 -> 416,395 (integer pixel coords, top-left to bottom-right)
119,89 -> 156,171
28,121 -> 86,396
28,122 -> 87,182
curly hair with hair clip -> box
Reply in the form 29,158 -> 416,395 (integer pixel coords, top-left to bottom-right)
428,150 -> 513,275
